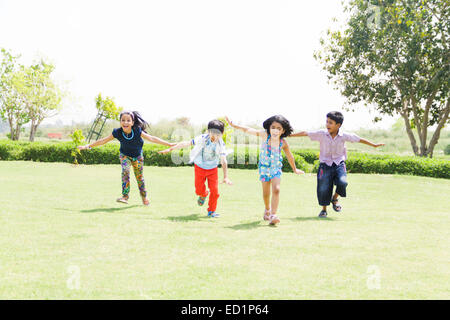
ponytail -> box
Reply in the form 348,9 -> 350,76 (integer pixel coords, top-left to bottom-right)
120,111 -> 149,133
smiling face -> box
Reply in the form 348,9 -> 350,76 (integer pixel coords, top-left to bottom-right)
326,117 -> 341,135
269,121 -> 285,138
120,114 -> 134,133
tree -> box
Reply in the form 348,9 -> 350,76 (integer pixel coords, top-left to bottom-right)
315,0 -> 449,157
0,48 -> 29,140
95,93 -> 122,121
12,59 -> 63,141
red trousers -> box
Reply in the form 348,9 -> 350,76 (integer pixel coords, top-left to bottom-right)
194,164 -> 219,212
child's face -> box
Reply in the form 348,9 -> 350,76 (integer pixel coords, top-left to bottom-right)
326,117 -> 341,134
269,121 -> 285,138
208,130 -> 223,143
120,114 -> 134,131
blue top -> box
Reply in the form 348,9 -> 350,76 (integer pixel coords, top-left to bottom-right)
258,134 -> 284,178
191,134 -> 227,170
112,127 -> 144,158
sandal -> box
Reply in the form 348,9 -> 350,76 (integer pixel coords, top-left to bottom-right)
116,197 -> 128,204
197,193 -> 208,206
269,214 -> 280,225
318,210 -> 327,218
263,209 -> 271,221
331,198 -> 342,212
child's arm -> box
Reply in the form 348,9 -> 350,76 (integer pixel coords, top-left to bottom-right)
358,138 -> 384,148
282,140 -> 304,175
78,134 -> 115,150
225,116 -> 265,137
220,155 -> 233,185
158,140 -> 192,154
289,131 -> 308,137
141,132 -> 176,147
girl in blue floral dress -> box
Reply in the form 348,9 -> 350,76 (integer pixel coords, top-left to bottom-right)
226,115 -> 304,225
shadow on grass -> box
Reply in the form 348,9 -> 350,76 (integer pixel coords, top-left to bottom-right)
166,214 -> 210,222
80,205 -> 143,213
290,216 -> 336,222
56,205 -> 142,214
226,221 -> 275,230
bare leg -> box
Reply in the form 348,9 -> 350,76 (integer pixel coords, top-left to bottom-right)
270,178 -> 281,214
262,181 -> 271,211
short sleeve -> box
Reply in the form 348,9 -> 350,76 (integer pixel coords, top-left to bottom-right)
112,128 -> 120,139
218,140 -> 227,156
135,127 -> 142,136
192,134 -> 205,146
343,132 -> 360,143
307,130 -> 324,141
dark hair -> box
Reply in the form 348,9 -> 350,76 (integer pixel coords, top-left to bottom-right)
263,115 -> 293,138
326,111 -> 344,125
120,111 -> 149,133
207,120 -> 225,134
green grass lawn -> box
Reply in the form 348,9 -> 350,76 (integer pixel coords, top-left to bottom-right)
1,161 -> 449,299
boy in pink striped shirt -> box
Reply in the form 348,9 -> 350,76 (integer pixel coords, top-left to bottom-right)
291,111 -> 384,218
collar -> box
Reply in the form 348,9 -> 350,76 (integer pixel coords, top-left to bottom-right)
326,129 -> 343,139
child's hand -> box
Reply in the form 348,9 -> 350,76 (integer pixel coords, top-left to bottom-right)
78,145 -> 88,151
158,147 -> 173,154
374,143 -> 385,148
294,169 -> 305,175
169,142 -> 177,147
221,177 -> 233,185
225,116 -> 234,127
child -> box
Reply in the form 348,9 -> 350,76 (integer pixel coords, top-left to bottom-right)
226,115 -> 304,225
291,111 -> 384,218
78,111 -> 175,206
158,120 -> 232,217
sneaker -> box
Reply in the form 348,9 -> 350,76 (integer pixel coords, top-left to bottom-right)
207,211 -> 220,218
268,214 -> 280,225
318,210 -> 327,218
116,197 -> 129,204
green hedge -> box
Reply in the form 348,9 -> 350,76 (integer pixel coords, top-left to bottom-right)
310,154 -> 450,179
0,140 -> 308,173
1,140 -> 448,179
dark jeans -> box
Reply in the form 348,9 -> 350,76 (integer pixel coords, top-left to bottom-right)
317,161 -> 348,206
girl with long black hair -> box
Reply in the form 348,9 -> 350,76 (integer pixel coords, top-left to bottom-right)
79,111 -> 175,206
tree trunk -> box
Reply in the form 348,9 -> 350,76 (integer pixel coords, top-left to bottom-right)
14,123 -> 21,140
426,99 -> 450,158
7,117 -> 15,140
410,96 -> 426,156
29,120 -> 36,142
400,103 -> 419,156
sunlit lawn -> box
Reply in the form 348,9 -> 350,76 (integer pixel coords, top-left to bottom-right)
0,161 -> 448,299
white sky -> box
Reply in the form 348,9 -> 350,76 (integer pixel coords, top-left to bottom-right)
0,0 -> 397,130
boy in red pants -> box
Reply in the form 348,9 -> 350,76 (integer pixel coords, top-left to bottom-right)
159,120 -> 232,217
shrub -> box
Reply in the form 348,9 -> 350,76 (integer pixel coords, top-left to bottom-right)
445,144 -> 450,155
0,140 -> 448,179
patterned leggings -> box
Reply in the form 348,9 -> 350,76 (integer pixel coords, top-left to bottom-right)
120,153 -> 147,199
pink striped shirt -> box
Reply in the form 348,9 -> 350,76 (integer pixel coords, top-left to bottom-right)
307,129 -> 360,166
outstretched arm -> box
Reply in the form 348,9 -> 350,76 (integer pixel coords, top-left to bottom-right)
359,138 -> 384,148
282,141 -> 304,175
141,132 -> 175,147
225,116 -> 265,137
220,156 -> 233,185
289,131 -> 308,137
78,134 -> 115,150
158,140 -> 192,154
